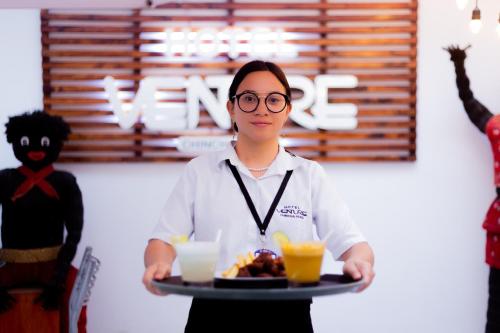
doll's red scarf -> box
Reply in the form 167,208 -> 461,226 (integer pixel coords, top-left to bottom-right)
11,165 -> 60,202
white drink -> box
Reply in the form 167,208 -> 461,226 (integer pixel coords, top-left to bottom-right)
175,242 -> 220,283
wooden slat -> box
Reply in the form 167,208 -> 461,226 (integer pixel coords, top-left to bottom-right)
154,2 -> 417,10
357,109 -> 416,116
281,132 -> 416,140
48,84 -> 411,93
44,96 -> 416,105
43,49 -> 417,58
44,73 -> 417,81
290,143 -> 415,152
57,155 -> 192,163
48,108 -> 416,119
287,38 -> 417,46
42,13 -> 417,23
48,109 -> 115,116
68,133 -> 182,141
61,143 -> 413,153
42,37 -> 416,47
56,155 -> 415,163
313,155 -> 415,162
50,86 -> 135,93
42,61 -> 416,70
63,144 -> 178,152
63,119 -> 415,129
327,97 -> 416,104
352,120 -> 415,128
42,25 -> 417,34
65,131 -> 415,142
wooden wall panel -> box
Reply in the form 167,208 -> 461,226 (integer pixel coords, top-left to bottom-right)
41,0 -> 418,163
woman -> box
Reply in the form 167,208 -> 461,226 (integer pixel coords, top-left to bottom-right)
143,60 -> 375,332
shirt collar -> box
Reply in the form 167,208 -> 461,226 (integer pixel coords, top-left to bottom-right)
216,141 -> 299,177
216,141 -> 241,168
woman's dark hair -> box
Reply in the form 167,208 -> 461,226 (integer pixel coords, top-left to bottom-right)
228,60 -> 291,100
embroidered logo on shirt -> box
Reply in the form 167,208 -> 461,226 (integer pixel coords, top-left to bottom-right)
276,205 -> 308,220
255,248 -> 278,258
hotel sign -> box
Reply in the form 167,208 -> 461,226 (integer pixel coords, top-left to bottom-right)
162,27 -> 297,59
104,74 -> 358,131
41,1 -> 417,162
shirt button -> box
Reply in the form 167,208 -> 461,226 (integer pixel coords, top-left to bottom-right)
494,236 -> 499,242
496,162 -> 500,169
492,251 -> 496,257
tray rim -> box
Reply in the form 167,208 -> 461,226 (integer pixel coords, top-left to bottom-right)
152,274 -> 363,300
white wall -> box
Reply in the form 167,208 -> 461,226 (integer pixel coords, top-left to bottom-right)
0,10 -> 43,167
1,2 -> 499,332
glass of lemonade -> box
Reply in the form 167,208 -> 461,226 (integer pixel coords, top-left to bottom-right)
175,241 -> 220,284
281,241 -> 325,285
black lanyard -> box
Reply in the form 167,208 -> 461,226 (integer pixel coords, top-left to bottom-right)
225,159 -> 293,236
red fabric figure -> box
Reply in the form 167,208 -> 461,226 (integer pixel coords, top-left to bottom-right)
446,45 -> 500,332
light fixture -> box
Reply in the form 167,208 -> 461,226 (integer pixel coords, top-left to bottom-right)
456,0 -> 468,11
469,1 -> 482,34
497,13 -> 500,38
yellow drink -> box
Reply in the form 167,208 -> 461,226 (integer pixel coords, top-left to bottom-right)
281,242 -> 325,284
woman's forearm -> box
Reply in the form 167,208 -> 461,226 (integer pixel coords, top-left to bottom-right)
144,239 -> 176,268
340,241 -> 374,265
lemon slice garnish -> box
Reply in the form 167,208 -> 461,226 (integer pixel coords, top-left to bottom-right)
170,234 -> 189,245
272,231 -> 290,246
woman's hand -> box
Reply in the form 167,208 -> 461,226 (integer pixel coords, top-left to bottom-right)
143,262 -> 172,295
339,242 -> 375,292
342,259 -> 375,292
143,239 -> 176,296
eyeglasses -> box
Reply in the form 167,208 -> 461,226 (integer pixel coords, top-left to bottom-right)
231,92 -> 289,113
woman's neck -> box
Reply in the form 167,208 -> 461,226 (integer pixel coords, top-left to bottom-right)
234,137 -> 279,170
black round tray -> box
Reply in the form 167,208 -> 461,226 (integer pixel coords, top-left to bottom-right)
152,274 -> 363,300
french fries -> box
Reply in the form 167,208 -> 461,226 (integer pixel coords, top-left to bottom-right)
237,254 -> 246,268
245,252 -> 255,265
222,265 -> 239,278
222,251 -> 255,278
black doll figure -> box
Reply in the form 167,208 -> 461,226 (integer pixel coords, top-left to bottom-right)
445,45 -> 500,332
0,110 -> 83,314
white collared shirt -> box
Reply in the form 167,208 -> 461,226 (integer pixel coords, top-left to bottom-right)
151,143 -> 366,270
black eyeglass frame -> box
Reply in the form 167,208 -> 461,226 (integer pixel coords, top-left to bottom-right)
230,92 -> 290,113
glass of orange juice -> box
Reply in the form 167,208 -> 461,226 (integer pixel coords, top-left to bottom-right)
281,241 -> 325,285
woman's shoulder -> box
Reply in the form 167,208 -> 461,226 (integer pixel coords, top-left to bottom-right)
286,151 -> 323,173
185,149 -> 226,173
288,155 -> 331,189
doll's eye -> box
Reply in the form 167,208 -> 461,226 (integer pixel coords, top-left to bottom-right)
41,136 -> 50,147
20,136 -> 29,146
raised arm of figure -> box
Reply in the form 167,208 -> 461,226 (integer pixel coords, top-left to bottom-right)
445,45 -> 493,133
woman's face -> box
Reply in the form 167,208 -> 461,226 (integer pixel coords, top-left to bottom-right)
227,71 -> 291,144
